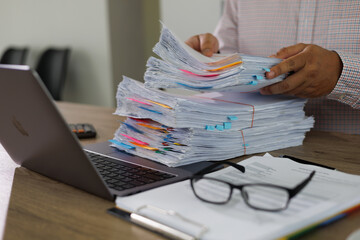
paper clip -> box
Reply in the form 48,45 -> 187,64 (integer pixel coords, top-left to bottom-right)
134,205 -> 209,240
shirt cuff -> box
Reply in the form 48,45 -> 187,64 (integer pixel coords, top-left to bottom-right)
327,51 -> 360,109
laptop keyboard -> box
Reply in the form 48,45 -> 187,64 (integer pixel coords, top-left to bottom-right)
85,151 -> 175,192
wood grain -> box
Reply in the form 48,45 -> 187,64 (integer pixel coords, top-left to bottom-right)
3,102 -> 360,240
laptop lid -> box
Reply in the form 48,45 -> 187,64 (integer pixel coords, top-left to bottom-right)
0,65 -> 211,201
0,65 -> 113,200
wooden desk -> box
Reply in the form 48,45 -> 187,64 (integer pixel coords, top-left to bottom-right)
3,102 -> 360,240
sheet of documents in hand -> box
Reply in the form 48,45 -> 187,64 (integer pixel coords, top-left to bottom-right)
144,25 -> 286,92
114,154 -> 360,240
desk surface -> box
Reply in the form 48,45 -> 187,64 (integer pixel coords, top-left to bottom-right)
3,101 -> 360,240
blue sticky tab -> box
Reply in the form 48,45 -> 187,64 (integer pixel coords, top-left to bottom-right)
263,67 -> 271,72
120,121 -> 144,134
242,144 -> 249,147
247,80 -> 258,85
228,116 -> 238,121
216,125 -> 224,131
205,125 -> 215,131
252,75 -> 264,80
138,106 -> 163,115
108,140 -> 135,150
223,122 -> 232,129
176,82 -> 212,90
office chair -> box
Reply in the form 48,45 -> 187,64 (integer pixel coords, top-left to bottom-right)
36,48 -> 71,101
0,47 -> 29,65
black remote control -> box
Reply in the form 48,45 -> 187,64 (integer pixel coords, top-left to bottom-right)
69,123 -> 97,139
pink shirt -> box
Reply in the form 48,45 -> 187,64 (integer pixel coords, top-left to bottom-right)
214,0 -> 360,134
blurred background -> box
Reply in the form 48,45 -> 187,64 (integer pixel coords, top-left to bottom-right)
0,0 -> 223,107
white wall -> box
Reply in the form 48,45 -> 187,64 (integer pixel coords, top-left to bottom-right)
160,0 -> 223,42
0,0 -> 114,107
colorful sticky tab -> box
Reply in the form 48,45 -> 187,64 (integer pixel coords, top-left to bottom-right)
227,116 -> 238,121
126,97 -> 152,106
242,144 -> 249,147
120,121 -> 144,134
146,100 -> 173,109
108,140 -> 135,150
206,61 -> 243,72
173,142 -> 187,146
138,106 -> 163,115
247,80 -> 258,85
216,125 -> 224,131
155,150 -> 166,154
263,67 -> 271,72
130,141 -> 158,151
180,69 -> 219,77
120,134 -> 149,145
136,123 -> 163,130
205,125 -> 215,131
176,82 -> 212,90
223,122 -> 232,129
252,75 -> 264,80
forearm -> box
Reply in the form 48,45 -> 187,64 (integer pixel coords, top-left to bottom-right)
328,51 -> 360,109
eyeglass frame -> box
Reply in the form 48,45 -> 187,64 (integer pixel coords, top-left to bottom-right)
190,161 -> 316,212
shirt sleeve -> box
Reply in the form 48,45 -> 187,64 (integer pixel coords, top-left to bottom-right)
327,51 -> 360,109
213,0 -> 239,54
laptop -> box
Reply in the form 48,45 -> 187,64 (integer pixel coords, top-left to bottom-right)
0,65 -> 211,201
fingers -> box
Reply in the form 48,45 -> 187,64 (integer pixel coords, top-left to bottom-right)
199,33 -> 219,57
266,52 -> 307,79
185,33 -> 219,57
274,43 -> 307,59
261,69 -> 308,95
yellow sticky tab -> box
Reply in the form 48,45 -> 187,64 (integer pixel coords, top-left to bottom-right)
146,100 -> 173,109
207,61 -> 242,72
130,141 -> 159,151
137,123 -> 163,130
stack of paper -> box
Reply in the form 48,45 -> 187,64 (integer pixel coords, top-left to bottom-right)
144,25 -> 286,92
111,77 -> 314,167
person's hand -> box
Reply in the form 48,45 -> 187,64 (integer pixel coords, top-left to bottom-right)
185,33 -> 219,57
261,43 -> 343,98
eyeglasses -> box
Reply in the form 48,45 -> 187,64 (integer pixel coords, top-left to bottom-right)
190,161 -> 315,212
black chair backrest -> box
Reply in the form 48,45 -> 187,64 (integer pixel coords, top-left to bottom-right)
36,48 -> 70,101
0,47 -> 29,65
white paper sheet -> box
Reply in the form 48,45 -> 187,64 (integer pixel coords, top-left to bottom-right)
0,144 -> 17,239
116,154 -> 360,240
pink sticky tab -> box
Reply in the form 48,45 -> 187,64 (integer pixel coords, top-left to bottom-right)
180,69 -> 219,77
120,133 -> 149,145
127,98 -> 152,106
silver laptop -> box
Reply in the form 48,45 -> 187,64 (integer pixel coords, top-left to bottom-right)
0,65 -> 211,201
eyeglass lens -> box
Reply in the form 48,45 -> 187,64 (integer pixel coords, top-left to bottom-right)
193,178 -> 290,210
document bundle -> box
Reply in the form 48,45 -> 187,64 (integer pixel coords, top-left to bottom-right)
144,25 -> 286,92
111,77 -> 314,167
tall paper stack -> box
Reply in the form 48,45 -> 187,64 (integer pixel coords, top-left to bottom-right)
110,25 -> 314,167
111,77 -> 313,167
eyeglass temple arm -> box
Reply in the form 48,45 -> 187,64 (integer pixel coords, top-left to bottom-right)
289,171 -> 316,198
193,161 -> 245,176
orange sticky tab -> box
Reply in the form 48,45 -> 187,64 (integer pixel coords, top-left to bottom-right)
129,141 -> 158,151
136,123 -> 163,130
206,61 -> 242,72
146,100 -> 173,109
